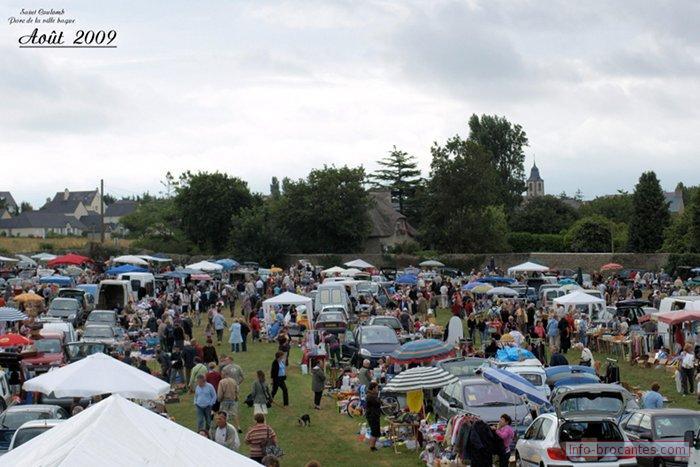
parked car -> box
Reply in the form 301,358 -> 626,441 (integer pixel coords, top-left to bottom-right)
36,319 -> 77,344
7,419 -> 64,451
545,365 -> 598,389
85,310 -> 119,327
341,325 -> 400,367
434,377 -> 532,435
620,408 -> 700,467
436,356 -> 486,378
0,405 -> 68,452
515,384 -> 637,466
96,280 -> 134,314
57,287 -> 95,316
64,341 -> 108,363
47,297 -> 85,328
315,309 -> 348,334
548,383 -> 639,419
21,331 -> 67,377
489,358 -> 550,396
367,316 -> 402,332
81,325 -> 118,346
0,371 -> 10,412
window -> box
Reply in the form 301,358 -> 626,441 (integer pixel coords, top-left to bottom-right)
524,419 -> 543,440
625,413 -> 644,431
537,418 -> 553,440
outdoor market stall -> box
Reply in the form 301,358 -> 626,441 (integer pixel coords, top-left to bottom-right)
506,261 -> 549,275
262,291 -> 313,327
344,259 -> 375,269
185,260 -> 224,273
112,255 -> 149,266
47,253 -> 92,268
0,394 -> 259,467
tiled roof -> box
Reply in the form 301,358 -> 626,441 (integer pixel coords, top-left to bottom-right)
0,212 -> 86,229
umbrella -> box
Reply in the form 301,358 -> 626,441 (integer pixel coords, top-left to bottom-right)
419,259 -> 444,268
16,254 -> 37,267
23,352 -> 170,399
486,286 -> 519,297
186,261 -> 224,272
470,283 -> 493,294
13,292 -> 45,303
558,278 -> 578,285
270,266 -> 283,273
344,259 -> 375,269
0,255 -> 18,262
0,333 -> 33,347
31,252 -> 57,261
190,273 -> 212,281
481,367 -> 549,406
47,253 -> 92,267
477,276 -> 516,284
214,258 -> 238,270
395,274 -> 418,285
601,262 -> 623,271
106,264 -> 148,275
0,307 -> 28,322
112,255 -> 149,266
383,366 -> 458,393
38,275 -> 73,286
390,339 -> 456,364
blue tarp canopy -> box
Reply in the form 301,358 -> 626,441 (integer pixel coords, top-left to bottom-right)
215,259 -> 239,270
395,274 -> 418,285
106,264 -> 147,275
38,275 -> 73,286
495,347 -> 535,362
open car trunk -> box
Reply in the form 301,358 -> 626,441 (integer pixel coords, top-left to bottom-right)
559,419 -> 627,463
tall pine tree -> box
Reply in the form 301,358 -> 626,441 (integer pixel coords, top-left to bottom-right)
369,146 -> 422,215
628,171 -> 670,252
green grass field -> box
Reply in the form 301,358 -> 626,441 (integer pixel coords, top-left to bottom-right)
165,307 -> 697,466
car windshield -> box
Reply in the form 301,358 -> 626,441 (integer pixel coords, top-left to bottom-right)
559,394 -> 623,414
66,343 -> 105,360
89,312 -> 113,322
12,426 -> 52,448
440,360 -> 482,377
361,327 -> 399,344
50,300 -> 76,311
35,339 -> 61,353
372,318 -> 400,330
462,383 -> 520,407
84,327 -> 113,338
654,415 -> 700,439
0,411 -> 52,430
519,373 -> 544,386
319,313 -> 343,322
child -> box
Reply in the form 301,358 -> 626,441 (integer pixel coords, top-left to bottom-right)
494,414 -> 514,467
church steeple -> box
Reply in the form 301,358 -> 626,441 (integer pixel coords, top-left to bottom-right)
527,158 -> 544,197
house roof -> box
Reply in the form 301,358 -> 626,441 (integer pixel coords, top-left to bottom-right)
80,214 -> 114,232
0,212 -> 86,230
368,191 -> 416,238
40,199 -> 84,215
54,190 -> 99,204
0,192 -> 18,211
664,191 -> 684,213
105,199 -> 138,217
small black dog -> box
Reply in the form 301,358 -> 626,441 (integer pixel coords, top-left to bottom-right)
298,414 -> 311,427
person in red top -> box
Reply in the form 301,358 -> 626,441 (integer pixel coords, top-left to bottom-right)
205,362 -> 222,392
249,312 -> 261,342
191,338 -> 204,361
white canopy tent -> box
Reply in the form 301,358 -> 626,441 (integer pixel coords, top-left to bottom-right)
344,259 -> 375,269
419,259 -> 444,268
31,252 -> 57,261
507,261 -> 549,274
23,353 -> 170,399
341,268 -> 362,277
553,290 -> 604,306
0,255 -> 18,262
321,266 -> 346,275
0,394 -> 259,467
262,291 -> 313,327
186,260 -> 224,272
112,255 -> 149,266
137,254 -> 172,263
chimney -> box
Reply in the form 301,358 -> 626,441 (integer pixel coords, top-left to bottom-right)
63,188 -> 70,200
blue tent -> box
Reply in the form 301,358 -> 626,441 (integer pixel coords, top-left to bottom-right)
215,259 -> 239,271
106,264 -> 148,275
38,275 -> 73,286
395,274 -> 418,285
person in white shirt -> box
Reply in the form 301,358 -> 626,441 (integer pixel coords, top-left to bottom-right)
439,284 -> 448,308
680,343 -> 696,396
574,342 -> 595,368
209,411 -> 240,450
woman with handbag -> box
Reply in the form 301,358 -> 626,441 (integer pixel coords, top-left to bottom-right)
245,413 -> 278,464
251,370 -> 271,415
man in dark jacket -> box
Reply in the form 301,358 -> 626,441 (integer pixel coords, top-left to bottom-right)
182,341 -> 197,383
549,345 -> 569,367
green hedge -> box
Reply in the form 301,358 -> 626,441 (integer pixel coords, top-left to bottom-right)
508,232 -> 567,252
665,253 -> 700,276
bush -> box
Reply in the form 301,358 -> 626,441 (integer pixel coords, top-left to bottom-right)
665,253 -> 700,276
389,240 -> 421,255
565,216 -> 613,252
39,242 -> 55,252
508,232 -> 567,252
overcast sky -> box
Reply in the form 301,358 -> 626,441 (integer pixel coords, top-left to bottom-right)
1,0 -> 698,207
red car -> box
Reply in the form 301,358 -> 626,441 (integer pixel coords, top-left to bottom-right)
21,332 -> 67,377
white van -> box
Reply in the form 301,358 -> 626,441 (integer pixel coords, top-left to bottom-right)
655,297 -> 700,348
314,282 -> 351,316
97,280 -> 135,313
117,272 -> 155,299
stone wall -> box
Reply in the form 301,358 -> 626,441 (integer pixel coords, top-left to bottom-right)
284,252 -> 671,272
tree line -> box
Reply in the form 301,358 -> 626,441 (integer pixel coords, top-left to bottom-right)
121,114 -> 700,263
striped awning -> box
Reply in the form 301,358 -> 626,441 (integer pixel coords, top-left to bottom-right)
390,339 -> 455,364
0,307 -> 28,322
482,367 -> 550,406
383,366 -> 458,393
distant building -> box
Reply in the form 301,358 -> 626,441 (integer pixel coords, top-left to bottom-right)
104,199 -> 138,224
0,212 -> 86,238
41,188 -> 105,215
526,162 -> 544,198
364,191 -> 416,254
664,186 -> 685,214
